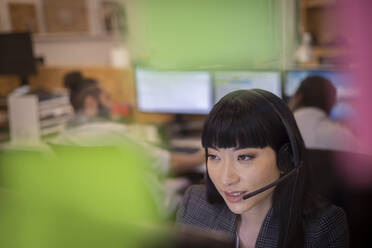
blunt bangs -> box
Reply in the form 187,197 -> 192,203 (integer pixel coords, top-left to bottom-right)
202,90 -> 287,151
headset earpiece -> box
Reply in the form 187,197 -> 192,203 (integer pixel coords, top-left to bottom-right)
277,142 -> 294,173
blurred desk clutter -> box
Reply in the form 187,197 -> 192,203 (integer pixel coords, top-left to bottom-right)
7,86 -> 73,145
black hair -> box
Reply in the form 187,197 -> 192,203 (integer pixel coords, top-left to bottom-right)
63,71 -> 84,90
63,72 -> 99,111
294,75 -> 337,114
202,89 -> 326,248
73,80 -> 102,112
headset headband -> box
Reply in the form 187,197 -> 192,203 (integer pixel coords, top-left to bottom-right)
251,89 -> 301,168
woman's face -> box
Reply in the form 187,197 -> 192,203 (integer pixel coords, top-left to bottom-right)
207,146 -> 280,215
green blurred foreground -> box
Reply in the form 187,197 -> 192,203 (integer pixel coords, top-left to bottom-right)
0,140 -> 164,248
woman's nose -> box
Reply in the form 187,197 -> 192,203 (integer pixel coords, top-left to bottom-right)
221,161 -> 239,186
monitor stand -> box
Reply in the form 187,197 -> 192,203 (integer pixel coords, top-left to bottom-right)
173,114 -> 188,136
171,114 -> 204,137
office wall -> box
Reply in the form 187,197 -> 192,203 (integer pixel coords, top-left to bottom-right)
0,0 -> 44,33
33,36 -> 120,67
0,0 -> 130,67
126,0 -> 297,70
0,0 -> 103,35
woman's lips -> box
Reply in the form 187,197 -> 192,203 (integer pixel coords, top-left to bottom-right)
224,191 -> 247,203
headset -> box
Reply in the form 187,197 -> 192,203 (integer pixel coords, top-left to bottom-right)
241,89 -> 303,200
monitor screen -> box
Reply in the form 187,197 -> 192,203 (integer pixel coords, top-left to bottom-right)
213,71 -> 282,103
284,70 -> 358,121
0,32 -> 36,76
135,68 -> 212,114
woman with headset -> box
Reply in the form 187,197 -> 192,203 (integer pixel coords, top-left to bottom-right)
177,90 -> 348,248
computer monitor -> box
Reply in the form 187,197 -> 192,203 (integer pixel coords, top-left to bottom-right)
135,68 -> 213,114
213,71 -> 282,103
284,70 -> 358,121
0,32 -> 36,85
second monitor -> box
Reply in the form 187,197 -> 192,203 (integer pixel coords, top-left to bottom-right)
213,71 -> 282,103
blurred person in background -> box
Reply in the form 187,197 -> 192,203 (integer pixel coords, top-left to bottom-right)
63,71 -> 112,126
57,71 -> 203,174
51,71 -> 204,214
288,76 -> 359,152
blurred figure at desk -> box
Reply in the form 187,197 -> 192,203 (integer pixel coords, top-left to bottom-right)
54,71 -> 204,175
63,71 -> 112,126
288,75 -> 359,152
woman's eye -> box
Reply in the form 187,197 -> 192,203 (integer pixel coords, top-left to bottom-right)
207,154 -> 220,160
238,154 -> 253,161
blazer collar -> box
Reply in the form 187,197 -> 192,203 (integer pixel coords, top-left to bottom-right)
213,204 -> 238,235
215,205 -> 278,247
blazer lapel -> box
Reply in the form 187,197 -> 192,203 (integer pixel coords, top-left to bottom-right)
213,204 -> 238,236
255,208 -> 280,248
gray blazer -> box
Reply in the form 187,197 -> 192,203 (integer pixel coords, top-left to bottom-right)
177,185 -> 349,248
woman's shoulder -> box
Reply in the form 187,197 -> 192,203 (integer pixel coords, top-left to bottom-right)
176,184 -> 221,223
176,184 -> 236,234
182,184 -> 209,205
306,204 -> 347,230
305,204 -> 349,247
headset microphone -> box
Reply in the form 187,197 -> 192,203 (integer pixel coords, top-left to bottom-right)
242,167 -> 300,200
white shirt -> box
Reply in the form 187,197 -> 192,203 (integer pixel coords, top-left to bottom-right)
51,121 -> 171,174
294,107 -> 359,152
